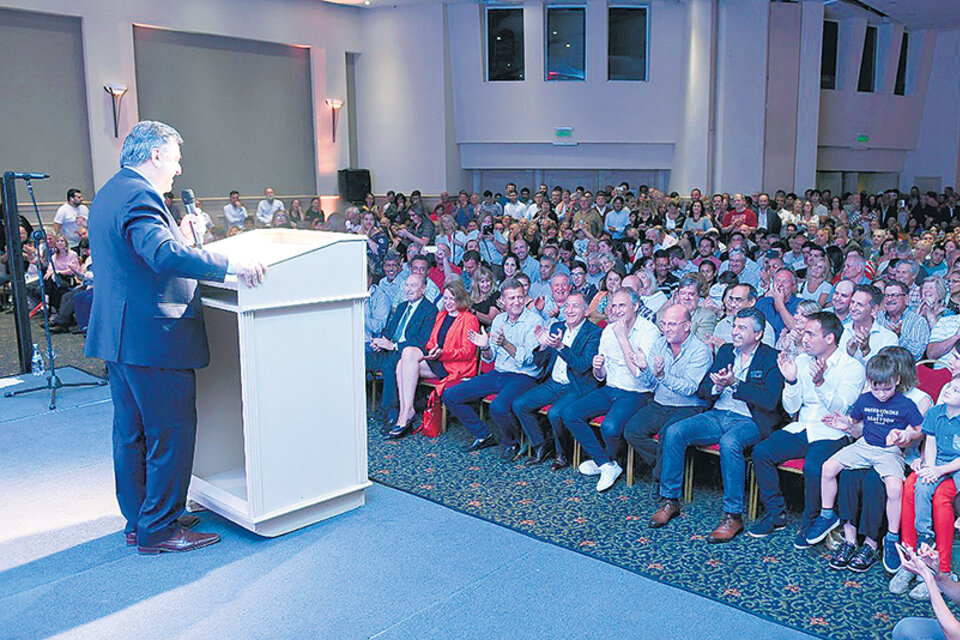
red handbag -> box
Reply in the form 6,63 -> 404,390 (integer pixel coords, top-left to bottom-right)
418,389 -> 444,438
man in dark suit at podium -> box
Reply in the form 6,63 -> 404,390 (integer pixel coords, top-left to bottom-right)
86,121 -> 266,554
368,272 -> 437,427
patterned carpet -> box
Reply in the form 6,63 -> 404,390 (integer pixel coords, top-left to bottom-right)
367,415 -> 944,640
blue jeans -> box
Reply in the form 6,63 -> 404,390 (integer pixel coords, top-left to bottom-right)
512,379 -> 584,451
561,386 -> 651,466
443,371 -> 537,446
752,429 -> 848,526
914,469 -> 960,540
659,409 -> 761,514
892,617 -> 945,640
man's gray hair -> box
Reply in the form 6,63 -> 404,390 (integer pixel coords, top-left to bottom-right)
120,121 -> 183,168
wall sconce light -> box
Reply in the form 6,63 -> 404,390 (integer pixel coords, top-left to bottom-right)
104,84 -> 128,138
325,98 -> 344,142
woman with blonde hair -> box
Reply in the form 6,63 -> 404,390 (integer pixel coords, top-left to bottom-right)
470,266 -> 500,327
387,279 -> 479,439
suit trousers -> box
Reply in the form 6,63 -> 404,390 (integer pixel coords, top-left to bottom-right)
562,385 -> 651,467
107,361 -> 197,546
623,402 -> 704,481
751,429 -> 847,526
366,349 -> 401,414
512,379 -> 584,451
443,371 -> 537,446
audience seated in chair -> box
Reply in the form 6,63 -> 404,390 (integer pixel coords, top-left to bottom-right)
562,287 -> 659,493
650,307 -> 784,543
512,291 -> 602,469
442,278 -> 543,461
749,311 -> 865,547
386,279 -> 479,439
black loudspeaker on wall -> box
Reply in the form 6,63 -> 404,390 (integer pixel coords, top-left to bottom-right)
338,169 -> 371,204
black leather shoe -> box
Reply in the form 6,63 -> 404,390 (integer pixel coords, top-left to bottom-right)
550,454 -> 570,471
526,443 -> 555,466
125,514 -> 202,546
502,444 -> 521,462
137,527 -> 221,554
465,435 -> 497,452
385,423 -> 414,440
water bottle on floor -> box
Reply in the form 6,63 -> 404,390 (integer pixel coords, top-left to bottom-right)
31,344 -> 44,377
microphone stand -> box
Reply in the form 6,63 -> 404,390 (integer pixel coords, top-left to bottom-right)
5,177 -> 107,409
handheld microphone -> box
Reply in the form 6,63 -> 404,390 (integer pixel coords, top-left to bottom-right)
13,172 -> 49,180
181,188 -> 196,216
180,188 -> 203,247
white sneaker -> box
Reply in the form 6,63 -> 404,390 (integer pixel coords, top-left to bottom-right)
579,460 -> 601,476
596,462 -> 623,492
908,580 -> 930,600
889,565 -> 915,595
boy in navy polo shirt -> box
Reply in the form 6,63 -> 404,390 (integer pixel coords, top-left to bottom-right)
805,354 -> 923,572
914,377 -> 960,553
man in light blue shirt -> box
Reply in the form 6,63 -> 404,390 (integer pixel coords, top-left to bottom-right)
603,196 -> 630,239
444,279 -> 544,461
623,304 -> 713,488
512,239 -> 541,282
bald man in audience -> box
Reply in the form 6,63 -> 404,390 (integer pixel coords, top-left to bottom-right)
622,304 -> 714,493
651,308 -> 783,543
827,279 -> 855,323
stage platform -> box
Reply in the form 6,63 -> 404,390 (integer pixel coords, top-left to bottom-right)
0,370 -> 818,640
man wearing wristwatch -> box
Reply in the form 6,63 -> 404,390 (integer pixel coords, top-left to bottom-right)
650,307 -> 783,543
749,311 -> 865,548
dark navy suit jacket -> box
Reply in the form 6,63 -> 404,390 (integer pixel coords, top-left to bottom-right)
533,320 -> 602,396
381,297 -> 436,351
697,343 -> 785,438
85,167 -> 229,369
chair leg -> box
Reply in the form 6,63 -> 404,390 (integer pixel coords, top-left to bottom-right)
748,462 -> 759,520
573,441 -> 581,468
626,446 -> 634,487
683,450 -> 694,503
441,404 -> 448,434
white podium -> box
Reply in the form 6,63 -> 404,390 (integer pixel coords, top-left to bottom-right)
189,229 -> 371,537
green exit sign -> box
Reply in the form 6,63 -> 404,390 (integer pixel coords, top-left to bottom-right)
555,127 -> 573,138
856,134 -> 869,143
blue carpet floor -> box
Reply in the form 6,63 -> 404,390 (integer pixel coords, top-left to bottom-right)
0,366 -> 109,424
367,417 -> 951,640
2,379 -> 822,639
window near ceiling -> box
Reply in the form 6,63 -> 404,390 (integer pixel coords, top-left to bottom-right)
821,20 -> 838,89
487,7 -> 524,81
894,31 -> 908,95
608,5 -> 648,81
545,7 -> 585,81
858,25 -> 877,92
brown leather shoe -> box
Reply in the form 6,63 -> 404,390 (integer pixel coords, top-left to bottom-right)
125,514 -> 201,546
707,513 -> 744,544
137,527 -> 220,555
649,500 -> 680,528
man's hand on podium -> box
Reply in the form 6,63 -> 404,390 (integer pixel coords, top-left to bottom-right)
234,260 -> 267,288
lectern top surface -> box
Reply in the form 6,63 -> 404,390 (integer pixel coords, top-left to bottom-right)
205,229 -> 361,267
